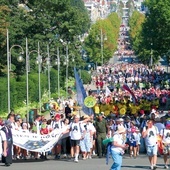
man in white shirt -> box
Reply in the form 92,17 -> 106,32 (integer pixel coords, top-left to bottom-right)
63,115 -> 87,162
160,124 -> 170,169
69,115 -> 85,162
142,120 -> 159,170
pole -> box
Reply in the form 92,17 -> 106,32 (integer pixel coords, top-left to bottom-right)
7,29 -> 10,114
26,38 -> 29,122
101,29 -> 104,66
57,47 -> 60,97
38,42 -> 41,114
66,44 -> 68,99
47,44 -> 51,100
150,43 -> 153,68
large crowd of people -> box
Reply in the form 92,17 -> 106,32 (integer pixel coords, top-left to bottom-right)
0,62 -> 170,170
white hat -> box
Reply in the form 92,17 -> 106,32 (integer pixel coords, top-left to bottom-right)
117,126 -> 126,133
116,118 -> 124,122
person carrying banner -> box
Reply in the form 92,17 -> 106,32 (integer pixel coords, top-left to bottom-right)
1,120 -> 13,166
50,113 -> 64,159
63,114 -> 89,162
31,115 -> 41,159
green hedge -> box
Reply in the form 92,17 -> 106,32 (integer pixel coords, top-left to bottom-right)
0,69 -> 61,115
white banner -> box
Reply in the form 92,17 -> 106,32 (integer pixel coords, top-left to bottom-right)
12,129 -> 67,152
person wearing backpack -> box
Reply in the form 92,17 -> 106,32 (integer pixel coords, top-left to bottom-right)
160,123 -> 170,169
110,126 -> 128,170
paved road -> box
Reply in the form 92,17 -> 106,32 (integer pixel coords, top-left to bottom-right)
0,154 -> 166,170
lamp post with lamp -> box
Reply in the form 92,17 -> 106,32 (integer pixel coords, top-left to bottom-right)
150,43 -> 153,68
35,42 -> 42,114
97,29 -> 107,66
7,29 -> 24,114
46,45 -> 60,99
63,53 -> 75,99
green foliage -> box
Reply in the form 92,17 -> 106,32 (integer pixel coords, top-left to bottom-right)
80,70 -> 91,84
84,12 -> 121,65
130,0 -> 170,64
0,0 -> 90,114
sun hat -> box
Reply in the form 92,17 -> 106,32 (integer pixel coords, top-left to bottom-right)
117,126 -> 126,133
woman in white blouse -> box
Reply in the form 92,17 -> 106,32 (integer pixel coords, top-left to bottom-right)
110,126 -> 128,170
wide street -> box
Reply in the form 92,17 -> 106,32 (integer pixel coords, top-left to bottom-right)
0,154 -> 166,170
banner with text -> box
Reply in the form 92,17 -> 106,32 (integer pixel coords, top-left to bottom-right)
12,129 -> 67,152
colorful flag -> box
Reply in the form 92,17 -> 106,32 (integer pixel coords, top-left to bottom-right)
122,84 -> 138,104
74,67 -> 93,115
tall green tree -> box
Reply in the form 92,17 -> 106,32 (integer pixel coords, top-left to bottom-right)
0,0 -> 90,114
132,0 -> 170,64
84,12 -> 121,65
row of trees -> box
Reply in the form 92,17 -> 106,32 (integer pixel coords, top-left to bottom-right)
0,0 -> 91,114
84,12 -> 121,64
129,0 -> 170,64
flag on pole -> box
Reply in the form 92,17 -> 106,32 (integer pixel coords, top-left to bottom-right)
122,84 -> 138,104
106,86 -> 111,97
74,67 -> 93,115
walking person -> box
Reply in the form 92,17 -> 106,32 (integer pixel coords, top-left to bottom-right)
142,120 -> 159,170
50,113 -> 64,159
160,123 -> 170,169
63,114 -> 89,162
110,126 -> 128,170
80,116 -> 93,159
1,120 -> 13,166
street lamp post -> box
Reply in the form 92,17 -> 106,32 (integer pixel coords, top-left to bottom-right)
26,38 -> 29,122
57,47 -> 60,97
66,44 -> 69,99
34,42 -> 42,114
46,46 -> 60,99
98,29 -> 107,66
150,43 -> 153,68
63,52 -> 75,99
37,42 -> 42,114
101,29 -> 104,66
7,29 -> 24,114
46,45 -> 51,100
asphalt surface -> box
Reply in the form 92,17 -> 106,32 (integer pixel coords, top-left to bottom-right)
0,154 -> 166,170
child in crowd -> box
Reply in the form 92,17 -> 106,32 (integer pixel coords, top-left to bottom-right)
136,128 -> 141,155
129,122 -> 138,158
21,123 -> 30,159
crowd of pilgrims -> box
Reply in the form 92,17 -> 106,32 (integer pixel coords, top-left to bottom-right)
1,63 -> 170,168
86,63 -> 170,118
0,105 -> 170,160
